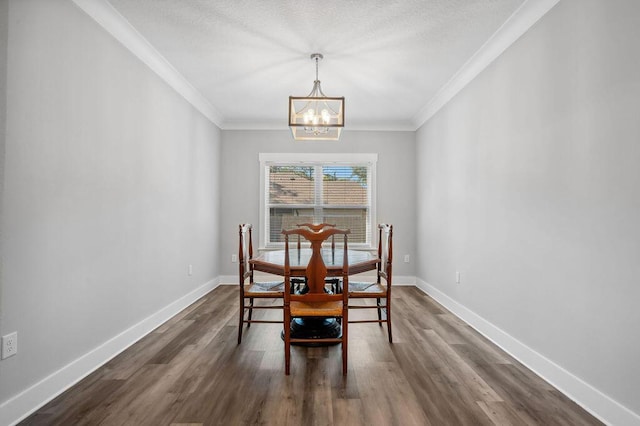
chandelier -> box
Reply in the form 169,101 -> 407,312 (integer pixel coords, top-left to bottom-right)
289,53 -> 345,141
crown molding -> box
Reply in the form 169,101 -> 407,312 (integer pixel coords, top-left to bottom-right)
71,0 -> 224,127
412,0 -> 561,129
72,0 -> 560,133
220,120 -> 416,132
330,121 -> 416,132
220,121 -> 286,131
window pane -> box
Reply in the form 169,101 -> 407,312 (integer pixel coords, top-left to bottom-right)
269,166 -> 315,205
322,166 -> 368,205
269,208 -> 314,242
322,208 -> 368,243
270,208 -> 368,243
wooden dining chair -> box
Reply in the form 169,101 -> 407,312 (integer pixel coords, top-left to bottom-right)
347,224 -> 393,343
282,227 -> 350,375
295,223 -> 340,293
237,223 -> 285,344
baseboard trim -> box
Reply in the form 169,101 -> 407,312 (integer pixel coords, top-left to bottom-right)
415,278 -> 640,426
391,276 -> 416,286
0,278 -> 220,426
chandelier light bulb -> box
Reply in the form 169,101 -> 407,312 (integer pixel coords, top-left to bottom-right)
321,109 -> 330,124
303,109 -> 314,124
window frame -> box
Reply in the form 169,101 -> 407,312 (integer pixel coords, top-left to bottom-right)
259,153 -> 377,250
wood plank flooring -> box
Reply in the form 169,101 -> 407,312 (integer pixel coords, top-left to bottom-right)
21,286 -> 602,426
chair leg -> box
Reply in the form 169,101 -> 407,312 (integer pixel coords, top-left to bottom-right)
247,297 -> 254,327
377,297 -> 382,326
284,308 -> 291,375
386,301 -> 393,343
342,310 -> 348,375
238,295 -> 244,344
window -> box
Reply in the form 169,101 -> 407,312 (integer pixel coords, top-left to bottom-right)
259,153 -> 377,249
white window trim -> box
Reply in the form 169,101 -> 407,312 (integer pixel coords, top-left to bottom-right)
259,153 -> 378,250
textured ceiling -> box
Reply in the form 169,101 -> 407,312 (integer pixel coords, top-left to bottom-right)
107,0 -> 526,130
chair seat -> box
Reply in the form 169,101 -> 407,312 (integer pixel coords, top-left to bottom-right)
290,300 -> 343,317
245,281 -> 285,296
348,282 -> 387,296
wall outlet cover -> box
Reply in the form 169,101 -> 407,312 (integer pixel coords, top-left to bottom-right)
2,332 -> 18,359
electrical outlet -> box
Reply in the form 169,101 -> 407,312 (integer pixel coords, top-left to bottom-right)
404,254 -> 410,263
188,264 -> 193,276
231,254 -> 237,263
456,271 -> 461,284
2,332 -> 18,359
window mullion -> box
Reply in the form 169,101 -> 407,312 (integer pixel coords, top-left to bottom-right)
314,165 -> 323,223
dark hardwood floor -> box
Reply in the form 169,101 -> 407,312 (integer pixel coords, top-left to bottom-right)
21,286 -> 602,425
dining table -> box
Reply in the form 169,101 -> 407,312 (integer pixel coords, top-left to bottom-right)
250,246 -> 379,345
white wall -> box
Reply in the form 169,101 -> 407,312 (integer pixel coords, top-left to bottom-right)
0,1 -> 7,391
219,130 -> 416,280
0,0 -> 221,418
416,0 -> 640,421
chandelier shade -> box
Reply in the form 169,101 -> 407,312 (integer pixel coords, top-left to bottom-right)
289,54 -> 344,141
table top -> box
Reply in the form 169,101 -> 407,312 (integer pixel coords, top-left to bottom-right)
250,248 -> 379,276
